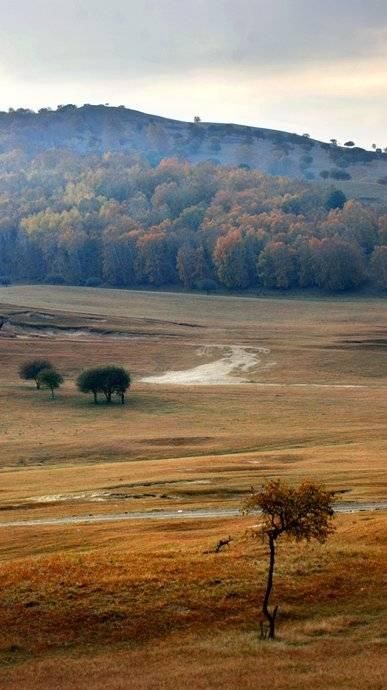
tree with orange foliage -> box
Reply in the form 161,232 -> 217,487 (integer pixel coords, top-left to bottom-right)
214,229 -> 250,288
243,480 -> 335,639
257,241 -> 297,289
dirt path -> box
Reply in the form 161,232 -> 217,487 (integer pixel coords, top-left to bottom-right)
0,502 -> 386,528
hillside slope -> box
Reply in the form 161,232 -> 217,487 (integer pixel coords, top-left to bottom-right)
1,105 -> 387,204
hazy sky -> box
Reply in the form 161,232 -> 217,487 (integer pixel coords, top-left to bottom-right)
1,0 -> 386,147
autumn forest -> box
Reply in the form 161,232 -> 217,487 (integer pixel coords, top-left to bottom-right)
1,147 -> 387,292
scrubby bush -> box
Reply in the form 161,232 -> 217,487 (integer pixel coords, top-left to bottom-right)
85,277 -> 102,287
330,169 -> 352,181
208,137 -> 221,152
300,154 -> 313,168
195,278 -> 218,294
44,274 -> 66,285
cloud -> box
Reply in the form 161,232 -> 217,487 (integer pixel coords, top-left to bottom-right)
0,0 -> 386,147
1,0 -> 387,79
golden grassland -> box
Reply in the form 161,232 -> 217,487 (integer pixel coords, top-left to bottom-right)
0,286 -> 386,687
0,514 -> 385,689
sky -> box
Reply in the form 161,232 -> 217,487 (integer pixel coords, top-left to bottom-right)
0,0 -> 386,148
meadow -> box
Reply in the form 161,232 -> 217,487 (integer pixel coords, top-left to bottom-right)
0,285 -> 386,688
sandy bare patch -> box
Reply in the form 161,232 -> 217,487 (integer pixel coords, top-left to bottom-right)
142,345 -> 271,385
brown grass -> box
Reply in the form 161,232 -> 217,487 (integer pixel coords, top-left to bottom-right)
0,514 -> 385,689
0,287 -> 386,688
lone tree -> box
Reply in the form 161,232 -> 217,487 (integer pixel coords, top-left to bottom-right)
37,368 -> 63,399
77,366 -> 130,404
243,479 -> 335,640
19,359 -> 53,389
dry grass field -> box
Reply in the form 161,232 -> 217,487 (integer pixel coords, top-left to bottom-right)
0,285 -> 386,688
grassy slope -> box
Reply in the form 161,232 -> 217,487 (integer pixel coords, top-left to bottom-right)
0,514 -> 385,689
0,286 -> 386,688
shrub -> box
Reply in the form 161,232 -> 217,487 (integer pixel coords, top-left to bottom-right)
300,154 -> 313,168
208,137 -> 221,152
330,169 -> 351,181
44,274 -> 66,285
85,277 -> 102,287
195,278 -> 218,294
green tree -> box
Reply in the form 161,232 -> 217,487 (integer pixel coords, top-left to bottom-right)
37,368 -> 64,399
243,479 -> 335,639
77,366 -> 131,404
19,359 -> 53,389
325,189 -> 347,210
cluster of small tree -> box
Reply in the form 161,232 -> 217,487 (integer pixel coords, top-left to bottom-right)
77,366 -> 131,404
19,360 -> 63,398
19,360 -> 130,403
1,153 -> 387,293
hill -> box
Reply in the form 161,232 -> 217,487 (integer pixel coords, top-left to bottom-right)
2,104 -> 387,205
1,106 -> 387,293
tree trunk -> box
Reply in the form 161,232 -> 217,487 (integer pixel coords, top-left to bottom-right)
121,393 -> 125,405
50,387 -> 55,399
262,533 -> 278,639
36,379 -> 40,390
93,391 -> 97,404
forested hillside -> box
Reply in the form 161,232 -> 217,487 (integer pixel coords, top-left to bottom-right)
1,150 -> 387,292
2,105 -> 387,198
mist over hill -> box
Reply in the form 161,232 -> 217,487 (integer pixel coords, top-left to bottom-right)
2,104 -> 387,204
